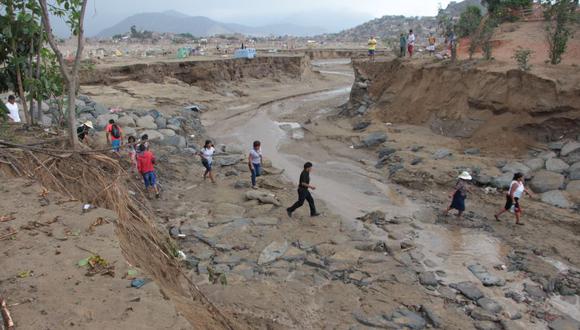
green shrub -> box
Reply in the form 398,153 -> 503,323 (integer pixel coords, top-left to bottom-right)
512,47 -> 533,70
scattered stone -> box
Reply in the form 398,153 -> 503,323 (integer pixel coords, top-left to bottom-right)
569,163 -> 580,180
377,147 -> 397,159
566,180 -> 580,203
411,145 -> 423,152
491,172 -> 515,189
538,150 -> 557,160
561,141 -> 580,157
548,141 -> 566,151
234,180 -> 251,189
250,217 -> 279,226
548,317 -> 580,330
470,308 -> 499,322
474,321 -> 501,330
464,148 -> 481,155
477,297 -> 503,313
244,190 -> 281,206
523,283 -> 547,300
361,132 -> 387,148
352,312 -> 398,329
524,158 -> 545,172
225,170 -> 239,177
411,158 -> 423,166
468,264 -> 505,287
356,210 -> 386,225
433,148 -> 452,160
158,129 -> 176,137
93,103 -> 108,116
420,305 -> 442,328
496,160 -> 507,168
356,105 -> 368,115
217,155 -> 242,166
160,135 -> 186,148
450,281 -> 484,301
139,130 -> 164,141
505,291 -> 526,303
419,271 -> 438,287
257,240 -> 288,265
389,308 -> 427,330
541,190 -> 572,208
546,158 -> 570,173
136,115 -> 157,129
353,121 -> 371,131
530,170 -> 565,193
502,162 -> 531,175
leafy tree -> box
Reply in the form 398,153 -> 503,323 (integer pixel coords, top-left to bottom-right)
543,0 -> 579,64
457,6 -> 483,38
39,0 -> 88,148
437,7 -> 458,62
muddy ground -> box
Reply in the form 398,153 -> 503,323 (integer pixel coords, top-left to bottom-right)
2,56 -> 580,329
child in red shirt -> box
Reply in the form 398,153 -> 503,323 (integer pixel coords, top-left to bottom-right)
136,144 -> 159,198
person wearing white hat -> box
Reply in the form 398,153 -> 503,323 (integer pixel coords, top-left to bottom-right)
77,121 -> 94,143
444,171 -> 472,219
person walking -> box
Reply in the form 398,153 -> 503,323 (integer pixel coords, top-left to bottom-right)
77,121 -> 93,143
444,171 -> 472,219
248,140 -> 263,189
399,33 -> 407,57
105,119 -> 123,154
287,162 -> 320,218
407,29 -> 416,57
136,143 -> 160,199
494,172 -> 534,225
199,140 -> 216,184
127,136 -> 138,174
5,95 -> 21,123
367,36 -> 377,61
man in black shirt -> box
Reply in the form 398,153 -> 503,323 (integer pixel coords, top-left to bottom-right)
287,162 -> 320,217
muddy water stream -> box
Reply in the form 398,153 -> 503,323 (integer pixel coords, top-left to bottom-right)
205,60 -> 579,325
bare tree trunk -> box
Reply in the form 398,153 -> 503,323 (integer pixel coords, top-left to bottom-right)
35,21 -> 43,124
38,0 -> 88,148
7,0 -> 31,124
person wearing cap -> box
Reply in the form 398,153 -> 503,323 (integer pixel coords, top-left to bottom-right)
444,171 -> 472,219
77,121 -> 94,143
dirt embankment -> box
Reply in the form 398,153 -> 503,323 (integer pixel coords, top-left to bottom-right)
344,59 -> 580,153
80,55 -> 312,91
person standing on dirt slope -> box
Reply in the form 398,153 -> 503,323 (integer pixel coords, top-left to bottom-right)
495,172 -> 534,225
399,33 -> 407,57
249,140 -> 263,189
198,140 -> 216,184
137,143 -> 160,199
139,134 -> 150,151
5,95 -> 21,123
444,171 -> 473,219
368,36 -> 377,61
105,119 -> 123,155
127,136 -> 138,174
77,121 -> 93,143
407,29 -> 416,57
287,162 -> 321,218
427,33 -> 436,56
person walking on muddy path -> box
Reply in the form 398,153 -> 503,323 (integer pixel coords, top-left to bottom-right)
105,119 -> 123,155
444,171 -> 472,219
249,140 -> 263,189
407,29 -> 416,57
367,36 -> 377,61
494,172 -> 534,225
287,162 -> 321,218
198,140 -> 216,184
399,33 -> 407,57
136,143 -> 160,199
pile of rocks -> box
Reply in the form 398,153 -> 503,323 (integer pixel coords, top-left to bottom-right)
490,140 -> 580,209
70,95 -> 205,150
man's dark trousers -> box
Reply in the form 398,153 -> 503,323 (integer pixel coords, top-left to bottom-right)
288,188 -> 317,215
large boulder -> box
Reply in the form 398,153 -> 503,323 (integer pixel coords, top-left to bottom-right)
117,115 -> 135,127
136,115 -> 157,129
561,141 -> 580,157
160,135 -> 186,148
530,170 -> 565,193
563,149 -> 580,165
155,116 -> 167,129
524,158 -> 545,172
96,114 -> 118,130
158,129 -> 176,137
93,103 -> 109,116
566,180 -> 580,203
537,150 -> 557,160
360,132 -> 387,148
433,148 -> 452,160
491,172 -> 514,189
123,127 -> 137,138
545,158 -> 570,173
139,130 -> 164,141
541,190 -> 572,208
502,162 -> 531,176
569,162 -> 580,180
257,240 -> 289,265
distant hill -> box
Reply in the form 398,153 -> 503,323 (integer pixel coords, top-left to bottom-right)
96,11 -> 326,38
444,0 -> 487,17
325,0 -> 485,42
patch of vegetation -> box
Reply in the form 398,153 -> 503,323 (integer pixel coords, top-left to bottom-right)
543,0 -> 578,65
457,6 -> 483,38
512,47 -> 533,70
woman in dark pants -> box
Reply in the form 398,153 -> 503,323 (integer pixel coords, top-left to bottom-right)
495,172 -> 533,225
287,162 -> 321,218
444,171 -> 472,219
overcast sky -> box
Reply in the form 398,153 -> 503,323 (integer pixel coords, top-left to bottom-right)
75,0 -> 453,35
